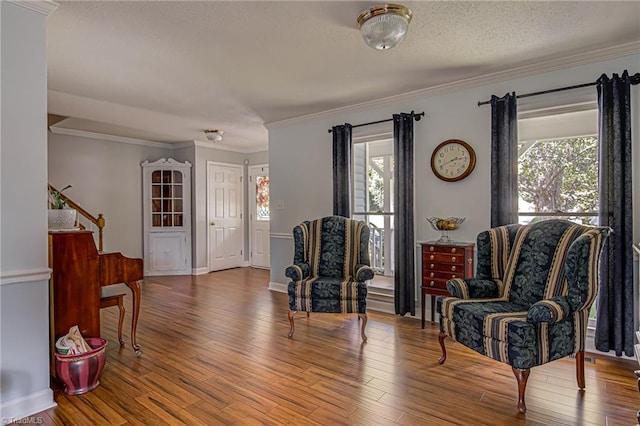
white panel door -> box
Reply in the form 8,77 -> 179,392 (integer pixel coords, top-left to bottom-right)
208,162 -> 244,271
249,165 -> 270,268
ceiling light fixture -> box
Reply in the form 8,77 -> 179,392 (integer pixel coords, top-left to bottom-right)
357,4 -> 413,50
204,129 -> 224,142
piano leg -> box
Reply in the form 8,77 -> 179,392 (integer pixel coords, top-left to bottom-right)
125,280 -> 142,356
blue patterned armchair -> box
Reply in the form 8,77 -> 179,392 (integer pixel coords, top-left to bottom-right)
437,219 -> 609,413
286,216 -> 374,341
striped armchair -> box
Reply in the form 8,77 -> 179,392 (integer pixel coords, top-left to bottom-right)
285,216 -> 374,341
437,219 -> 609,413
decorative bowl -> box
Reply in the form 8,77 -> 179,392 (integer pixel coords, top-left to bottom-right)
426,217 -> 465,231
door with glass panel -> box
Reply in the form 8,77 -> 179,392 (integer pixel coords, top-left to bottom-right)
249,165 -> 270,268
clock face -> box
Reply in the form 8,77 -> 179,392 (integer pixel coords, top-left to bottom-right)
430,139 -> 476,182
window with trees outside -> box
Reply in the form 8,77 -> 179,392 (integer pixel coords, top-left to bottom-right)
517,102 -> 598,326
351,131 -> 395,294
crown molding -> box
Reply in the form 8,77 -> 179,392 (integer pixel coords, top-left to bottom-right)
49,127 -> 176,149
175,139 -> 267,154
50,128 -> 269,154
265,42 -> 640,130
7,0 -> 59,15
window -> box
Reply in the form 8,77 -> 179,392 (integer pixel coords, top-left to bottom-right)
351,127 -> 395,293
517,105 -> 599,225
517,135 -> 599,225
517,102 -> 599,325
255,175 -> 270,221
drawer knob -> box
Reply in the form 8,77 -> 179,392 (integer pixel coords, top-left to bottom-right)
429,246 -> 435,252
430,255 -> 434,260
430,263 -> 435,268
451,256 -> 456,262
429,272 -> 435,278
451,266 -> 457,271
452,275 -> 457,278
451,248 -> 457,253
429,281 -> 435,287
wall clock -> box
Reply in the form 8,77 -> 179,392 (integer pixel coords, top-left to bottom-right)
430,139 -> 476,182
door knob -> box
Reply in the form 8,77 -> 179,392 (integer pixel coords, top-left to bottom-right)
210,222 -> 215,226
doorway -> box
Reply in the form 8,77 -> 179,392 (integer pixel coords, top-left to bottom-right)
249,165 -> 270,269
207,162 -> 244,271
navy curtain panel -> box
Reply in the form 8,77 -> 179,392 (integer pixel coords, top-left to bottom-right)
490,93 -> 519,227
332,124 -> 352,217
595,71 -> 640,357
393,113 -> 415,316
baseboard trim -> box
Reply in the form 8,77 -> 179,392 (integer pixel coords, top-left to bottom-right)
268,281 -> 287,292
366,297 -> 396,315
192,267 -> 209,275
144,270 -> 191,276
0,388 -> 56,425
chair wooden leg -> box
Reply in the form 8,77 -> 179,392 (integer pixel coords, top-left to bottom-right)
575,351 -> 585,389
116,295 -> 125,346
288,310 -> 297,338
512,367 -> 530,413
438,332 -> 447,364
100,294 -> 126,346
358,313 -> 367,341
125,280 -> 142,356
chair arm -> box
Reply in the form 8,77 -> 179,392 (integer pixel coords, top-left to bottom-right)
527,296 -> 571,324
285,263 -> 310,281
446,278 -> 501,299
355,264 -> 374,281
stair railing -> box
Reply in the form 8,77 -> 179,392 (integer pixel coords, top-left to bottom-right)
48,184 -> 105,251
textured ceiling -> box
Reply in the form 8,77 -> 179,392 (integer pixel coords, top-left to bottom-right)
46,1 -> 640,152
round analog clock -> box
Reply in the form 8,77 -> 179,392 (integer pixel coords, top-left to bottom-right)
430,139 -> 476,182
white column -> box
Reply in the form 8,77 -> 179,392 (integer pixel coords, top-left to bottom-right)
0,1 -> 58,422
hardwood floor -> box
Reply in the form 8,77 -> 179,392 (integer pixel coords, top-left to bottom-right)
29,268 -> 637,425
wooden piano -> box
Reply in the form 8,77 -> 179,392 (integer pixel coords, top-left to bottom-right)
48,230 -> 143,356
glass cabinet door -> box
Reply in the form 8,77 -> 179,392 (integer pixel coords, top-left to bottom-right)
151,169 -> 184,228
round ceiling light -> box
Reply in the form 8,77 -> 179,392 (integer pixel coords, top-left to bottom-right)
204,129 -> 224,142
357,4 -> 413,50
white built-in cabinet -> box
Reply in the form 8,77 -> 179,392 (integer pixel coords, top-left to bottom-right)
142,158 -> 192,275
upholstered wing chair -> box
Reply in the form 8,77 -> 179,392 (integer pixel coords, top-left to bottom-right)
285,216 -> 374,341
437,219 -> 609,413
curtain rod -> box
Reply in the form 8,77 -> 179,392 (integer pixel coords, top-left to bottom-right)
477,72 -> 640,106
328,111 -> 425,133
477,82 -> 597,106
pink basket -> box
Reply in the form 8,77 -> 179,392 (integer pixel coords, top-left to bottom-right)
55,337 -> 107,395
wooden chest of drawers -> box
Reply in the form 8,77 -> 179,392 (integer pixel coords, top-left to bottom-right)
420,241 -> 474,328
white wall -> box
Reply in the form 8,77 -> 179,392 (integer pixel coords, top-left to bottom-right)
48,133 -> 173,258
0,1 -> 58,421
268,53 -> 640,292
